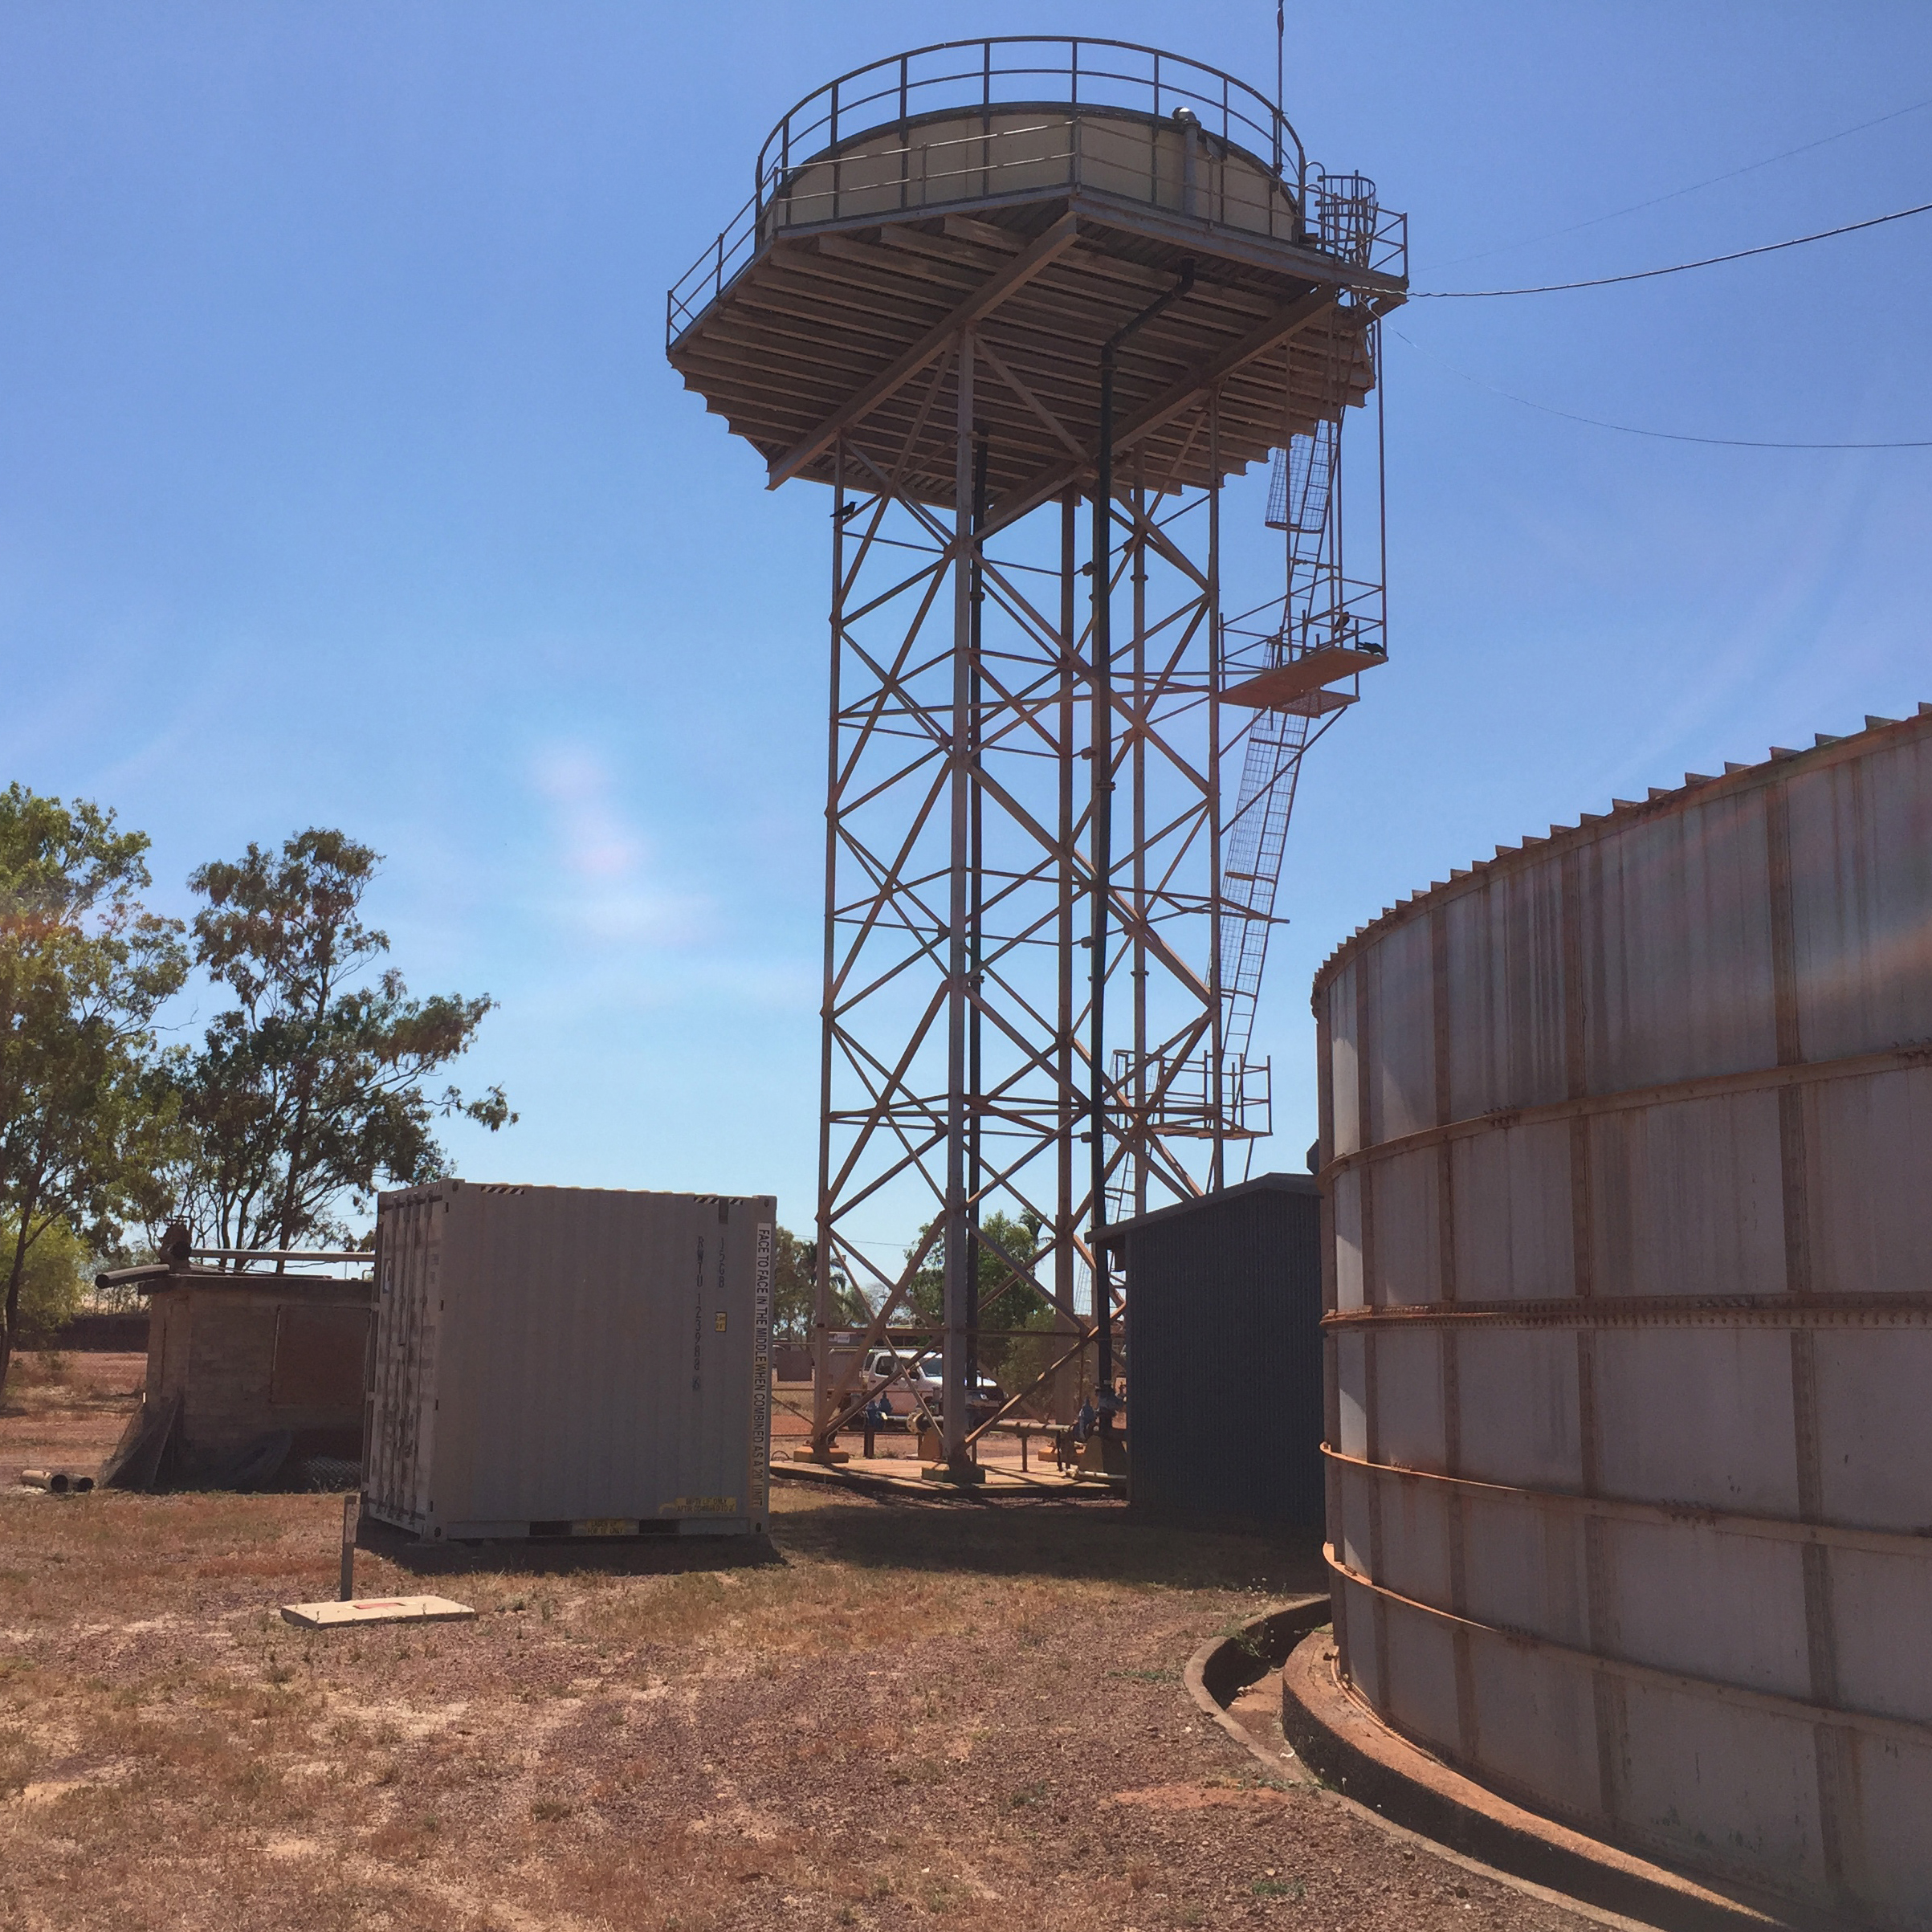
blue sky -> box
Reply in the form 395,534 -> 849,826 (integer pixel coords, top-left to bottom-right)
2,3 -> 1927,1239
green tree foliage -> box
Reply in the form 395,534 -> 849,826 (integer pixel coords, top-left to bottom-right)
0,785 -> 186,1393
169,829 -> 512,1254
899,1209 -> 1061,1394
770,1226 -> 869,1343
1,1217 -> 91,1343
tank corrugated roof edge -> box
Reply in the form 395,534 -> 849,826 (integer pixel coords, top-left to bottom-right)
1310,703 -> 1932,1008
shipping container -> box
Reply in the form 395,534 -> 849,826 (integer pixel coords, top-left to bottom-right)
1107,1172 -> 1323,1534
1312,709 -> 1932,1930
365,1183 -> 776,1540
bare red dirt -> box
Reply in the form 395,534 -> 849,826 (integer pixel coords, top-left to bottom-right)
0,1351 -> 145,1486
0,1366 -> 1592,1931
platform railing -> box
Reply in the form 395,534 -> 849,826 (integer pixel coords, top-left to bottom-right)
1223,576 -> 1389,680
1311,172 -> 1408,279
761,38 -> 1304,215
1107,1047 -> 1274,1143
667,35 -> 1355,347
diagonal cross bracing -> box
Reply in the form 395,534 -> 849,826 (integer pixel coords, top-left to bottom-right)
810,337 -> 1293,1461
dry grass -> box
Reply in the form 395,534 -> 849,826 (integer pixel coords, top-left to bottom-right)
0,1373 -> 1593,1931
0,1352 -> 146,1488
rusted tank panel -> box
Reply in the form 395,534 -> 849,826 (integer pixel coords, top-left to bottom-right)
1313,709 -> 1932,1928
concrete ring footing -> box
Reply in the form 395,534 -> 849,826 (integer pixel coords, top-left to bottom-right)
1185,1604 -> 1812,1932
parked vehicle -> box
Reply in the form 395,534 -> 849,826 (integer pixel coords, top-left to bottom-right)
862,1347 -> 937,1404
861,1347 -> 1005,1416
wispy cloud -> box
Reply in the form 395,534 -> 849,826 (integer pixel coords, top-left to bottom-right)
528,744 -> 709,947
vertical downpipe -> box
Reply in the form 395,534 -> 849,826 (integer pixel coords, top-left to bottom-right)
1055,490 -> 1079,1419
1316,993 -> 1347,1682
1208,390 -> 1225,1190
1068,42 -> 1081,194
1086,264 -> 1191,1416
1376,319 -> 1388,645
980,41 -> 992,200
813,444 -> 846,1454
1131,463 -> 1148,1222
1090,340 -> 1115,1408
966,437 -> 989,1404
829,83 -> 841,225
1274,1 -> 1285,185
898,55 -> 910,214
944,333 -> 976,1476
1355,956 -> 1391,1708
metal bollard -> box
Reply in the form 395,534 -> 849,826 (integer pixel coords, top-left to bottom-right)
340,1493 -> 358,1601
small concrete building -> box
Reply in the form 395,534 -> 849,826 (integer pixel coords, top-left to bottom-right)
141,1269 -> 372,1478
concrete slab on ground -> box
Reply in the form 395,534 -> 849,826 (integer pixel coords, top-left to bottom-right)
773,1453 -> 1122,1500
281,1595 -> 477,1629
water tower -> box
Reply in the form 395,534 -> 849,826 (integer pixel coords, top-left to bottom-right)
666,38 -> 1406,1473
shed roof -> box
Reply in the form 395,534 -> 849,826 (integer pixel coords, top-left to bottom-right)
1098,1170 -> 1318,1251
96,1262 -> 373,1301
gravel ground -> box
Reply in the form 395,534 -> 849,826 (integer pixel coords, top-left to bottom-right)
0,1367 -> 1596,1931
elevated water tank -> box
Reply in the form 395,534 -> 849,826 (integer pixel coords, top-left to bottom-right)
1312,709 -> 1932,1927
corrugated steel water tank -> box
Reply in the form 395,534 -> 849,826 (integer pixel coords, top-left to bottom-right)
1312,709 -> 1932,1928
365,1183 -> 776,1540
1109,1173 -> 1323,1534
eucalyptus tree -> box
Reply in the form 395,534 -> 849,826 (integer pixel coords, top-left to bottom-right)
171,828 -> 512,1257
0,786 -> 185,1393
771,1227 -> 868,1343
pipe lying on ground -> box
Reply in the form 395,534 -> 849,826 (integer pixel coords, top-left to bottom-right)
18,1469 -> 92,1494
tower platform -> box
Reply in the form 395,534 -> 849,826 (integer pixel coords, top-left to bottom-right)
667,42 -> 1406,512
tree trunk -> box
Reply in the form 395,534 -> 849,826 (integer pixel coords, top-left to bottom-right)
0,1234 -> 26,1404
276,1080 -> 316,1266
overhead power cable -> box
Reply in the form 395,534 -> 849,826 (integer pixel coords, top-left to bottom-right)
1392,328 -> 1932,449
1414,198 -> 1932,298
1428,94 -> 1932,271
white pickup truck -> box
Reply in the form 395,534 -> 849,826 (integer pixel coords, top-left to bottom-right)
860,1348 -> 1004,1413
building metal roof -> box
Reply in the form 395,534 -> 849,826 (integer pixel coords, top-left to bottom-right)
1097,1168 -> 1319,1250
95,1262 -> 372,1298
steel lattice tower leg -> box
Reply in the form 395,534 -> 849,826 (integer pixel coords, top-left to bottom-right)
807,336 -> 1244,1464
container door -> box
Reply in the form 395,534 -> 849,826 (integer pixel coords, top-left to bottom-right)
365,1191 -> 444,1526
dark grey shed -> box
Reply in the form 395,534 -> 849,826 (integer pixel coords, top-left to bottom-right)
1103,1173 -> 1323,1534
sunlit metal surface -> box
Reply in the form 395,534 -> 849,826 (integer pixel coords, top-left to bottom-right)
1314,710 -> 1932,1928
